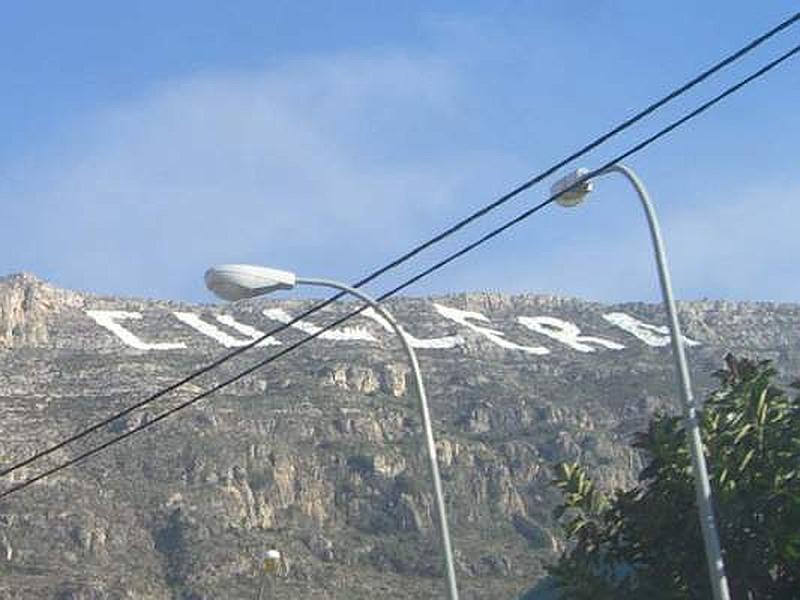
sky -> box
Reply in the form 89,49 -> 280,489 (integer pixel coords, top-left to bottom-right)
1,1 -> 798,304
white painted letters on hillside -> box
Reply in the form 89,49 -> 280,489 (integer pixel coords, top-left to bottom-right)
84,305 -> 702,354
173,312 -> 281,347
433,304 -> 550,355
215,314 -> 282,346
85,310 -> 186,351
517,316 -> 625,353
262,308 -> 377,342
602,312 -> 700,347
361,307 -> 464,349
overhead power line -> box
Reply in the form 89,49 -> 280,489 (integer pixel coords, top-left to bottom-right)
0,12 -> 797,489
2,41 -> 798,501
2,12 -> 796,486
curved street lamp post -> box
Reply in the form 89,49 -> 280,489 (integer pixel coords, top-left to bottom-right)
205,264 -> 460,600
257,549 -> 282,600
551,164 -> 731,600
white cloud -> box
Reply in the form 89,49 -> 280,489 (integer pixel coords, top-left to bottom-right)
3,40 -> 797,304
481,181 -> 800,302
2,53 -> 482,299
660,181 -> 800,301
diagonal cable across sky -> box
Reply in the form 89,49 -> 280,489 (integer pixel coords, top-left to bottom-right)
1,14 -> 798,498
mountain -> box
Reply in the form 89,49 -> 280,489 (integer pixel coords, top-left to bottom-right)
0,273 -> 798,599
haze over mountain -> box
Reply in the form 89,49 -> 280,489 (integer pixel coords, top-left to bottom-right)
0,272 -> 798,599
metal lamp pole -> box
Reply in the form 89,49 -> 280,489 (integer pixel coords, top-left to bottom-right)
257,549 -> 281,599
205,265 -> 459,600
552,164 -> 731,600
294,277 -> 460,600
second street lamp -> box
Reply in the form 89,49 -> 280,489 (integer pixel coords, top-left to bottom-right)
205,264 -> 460,600
257,549 -> 282,600
550,164 -> 731,600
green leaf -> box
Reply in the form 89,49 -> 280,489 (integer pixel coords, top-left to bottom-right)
738,447 -> 756,472
733,423 -> 753,444
756,387 -> 769,426
718,467 -> 729,487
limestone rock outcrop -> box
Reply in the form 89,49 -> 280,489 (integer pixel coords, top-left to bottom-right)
0,274 -> 798,598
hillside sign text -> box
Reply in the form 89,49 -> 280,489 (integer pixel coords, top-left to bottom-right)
84,303 -> 699,356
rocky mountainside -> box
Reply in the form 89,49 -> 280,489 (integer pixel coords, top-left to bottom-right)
0,272 -> 798,599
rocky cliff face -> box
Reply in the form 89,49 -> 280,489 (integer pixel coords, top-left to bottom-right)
0,273 -> 798,599
0,274 -> 84,348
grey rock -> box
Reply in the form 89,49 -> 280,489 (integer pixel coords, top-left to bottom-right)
0,273 -> 798,598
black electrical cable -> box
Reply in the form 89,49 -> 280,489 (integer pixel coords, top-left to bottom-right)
0,11 -> 797,485
2,42 -> 797,501
3,12 -> 797,485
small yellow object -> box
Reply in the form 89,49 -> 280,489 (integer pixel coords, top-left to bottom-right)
263,549 -> 281,573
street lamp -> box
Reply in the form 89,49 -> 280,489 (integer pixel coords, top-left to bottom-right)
257,549 -> 282,600
205,264 -> 460,600
551,164 -> 731,600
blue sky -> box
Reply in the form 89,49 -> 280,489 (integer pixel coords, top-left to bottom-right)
1,2 -> 798,303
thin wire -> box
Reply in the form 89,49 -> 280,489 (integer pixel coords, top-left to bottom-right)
2,43 -> 797,501
1,13 -> 796,484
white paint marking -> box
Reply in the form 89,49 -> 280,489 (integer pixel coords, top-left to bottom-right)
173,312 -> 281,347
85,310 -> 186,351
216,314 -> 282,346
603,312 -> 700,347
517,316 -> 625,353
433,303 -> 549,355
262,308 -> 377,342
361,307 -> 464,349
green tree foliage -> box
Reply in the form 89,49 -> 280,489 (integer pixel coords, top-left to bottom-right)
549,355 -> 800,599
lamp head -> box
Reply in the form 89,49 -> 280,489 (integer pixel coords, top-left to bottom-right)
204,264 -> 296,301
551,168 -> 593,207
263,549 -> 281,573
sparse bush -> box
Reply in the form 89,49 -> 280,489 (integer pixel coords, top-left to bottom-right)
547,356 -> 800,599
